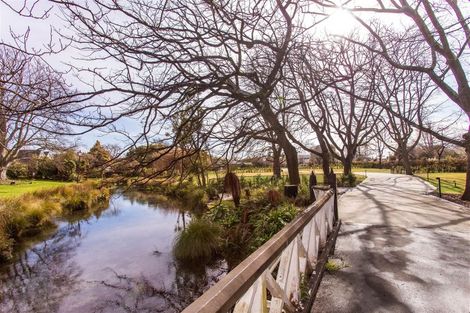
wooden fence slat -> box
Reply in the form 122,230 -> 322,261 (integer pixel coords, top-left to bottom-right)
298,236 -> 312,275
269,241 -> 294,313
251,275 -> 268,313
265,272 -> 296,313
233,283 -> 255,313
301,221 -> 312,258
307,219 -> 317,264
286,238 -> 300,307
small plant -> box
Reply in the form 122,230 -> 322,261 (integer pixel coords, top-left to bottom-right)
173,219 -> 221,262
325,259 -> 345,273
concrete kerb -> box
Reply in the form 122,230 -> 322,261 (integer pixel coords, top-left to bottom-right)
413,175 -> 468,209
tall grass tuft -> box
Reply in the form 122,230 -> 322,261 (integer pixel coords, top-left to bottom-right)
173,219 -> 221,262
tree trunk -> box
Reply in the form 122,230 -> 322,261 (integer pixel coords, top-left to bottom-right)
0,167 -> 7,180
282,140 -> 300,185
258,100 -> 300,185
462,132 -> 470,200
317,138 -> 330,184
272,143 -> 281,178
401,150 -> 413,175
343,156 -> 353,176
321,151 -> 330,184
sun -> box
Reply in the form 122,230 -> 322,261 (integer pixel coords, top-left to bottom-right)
323,7 -> 357,36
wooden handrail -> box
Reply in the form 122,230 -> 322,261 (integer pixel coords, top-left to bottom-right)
311,185 -> 331,191
182,190 -> 334,313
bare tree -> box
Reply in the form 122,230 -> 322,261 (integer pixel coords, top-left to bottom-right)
44,0 -> 317,185
0,46 -> 69,179
333,0 -> 470,198
307,38 -> 384,176
375,70 -> 435,175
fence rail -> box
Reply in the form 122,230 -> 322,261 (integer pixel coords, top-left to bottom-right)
182,188 -> 339,313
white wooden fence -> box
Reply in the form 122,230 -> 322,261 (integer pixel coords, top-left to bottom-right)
182,188 -> 339,313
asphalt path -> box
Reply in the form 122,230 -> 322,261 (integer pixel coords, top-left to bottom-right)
312,173 -> 470,313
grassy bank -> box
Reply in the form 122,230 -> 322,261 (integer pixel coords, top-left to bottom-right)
415,172 -> 466,195
0,180 -> 72,198
0,181 -> 110,262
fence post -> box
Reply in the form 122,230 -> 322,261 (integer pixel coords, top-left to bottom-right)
309,171 -> 317,203
328,169 -> 338,221
436,177 -> 442,198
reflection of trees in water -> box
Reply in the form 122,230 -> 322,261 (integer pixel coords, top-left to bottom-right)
122,191 -> 182,214
172,260 -> 227,304
0,223 -> 83,313
122,191 -> 189,232
93,261 -> 227,313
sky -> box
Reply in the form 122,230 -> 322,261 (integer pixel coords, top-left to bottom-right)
0,1 -> 147,150
0,0 -> 467,152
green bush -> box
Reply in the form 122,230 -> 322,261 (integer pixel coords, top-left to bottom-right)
158,182 -> 208,211
6,163 -> 29,179
250,203 -> 298,250
173,219 -> 221,262
206,202 -> 241,227
339,173 -> 357,187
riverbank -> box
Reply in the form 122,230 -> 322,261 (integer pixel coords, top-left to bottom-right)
0,181 -> 110,262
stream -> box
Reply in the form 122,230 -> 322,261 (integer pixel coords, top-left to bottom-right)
0,191 -> 228,313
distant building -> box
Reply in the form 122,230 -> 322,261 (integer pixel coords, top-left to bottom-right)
298,153 -> 311,165
16,149 -> 44,164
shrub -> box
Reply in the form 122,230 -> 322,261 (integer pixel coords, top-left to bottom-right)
267,189 -> 281,206
173,219 -> 221,262
155,182 -> 208,212
339,173 -> 357,187
6,163 -> 29,179
206,201 -> 240,227
250,203 -> 298,250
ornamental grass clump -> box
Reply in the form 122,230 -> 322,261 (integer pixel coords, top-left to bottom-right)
173,219 -> 221,262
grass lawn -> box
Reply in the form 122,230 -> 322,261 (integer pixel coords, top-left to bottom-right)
415,172 -> 466,195
208,167 -> 388,179
208,168 -> 367,187
0,180 -> 73,198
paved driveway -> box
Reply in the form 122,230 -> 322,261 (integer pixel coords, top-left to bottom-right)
312,173 -> 470,313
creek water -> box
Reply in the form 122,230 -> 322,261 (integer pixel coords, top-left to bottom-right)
0,192 -> 228,313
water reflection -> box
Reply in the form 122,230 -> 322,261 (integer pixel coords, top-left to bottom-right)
92,260 -> 226,313
0,192 -> 227,313
0,224 -> 82,313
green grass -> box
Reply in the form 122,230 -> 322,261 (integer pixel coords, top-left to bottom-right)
415,172 -> 466,195
0,180 -> 73,199
208,168 -> 369,187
